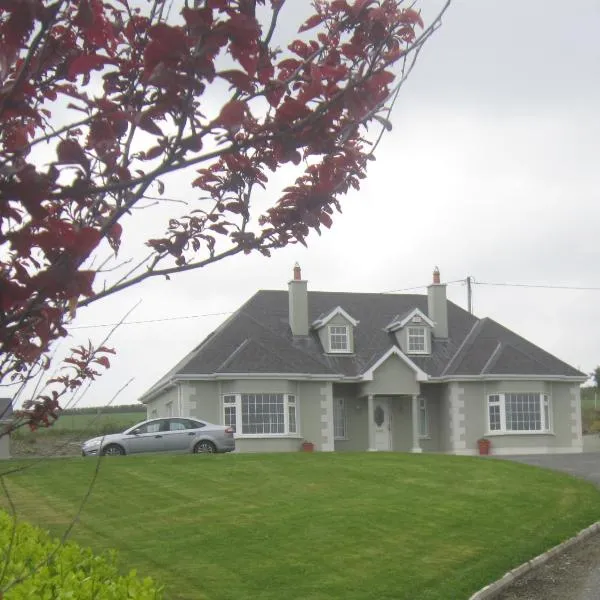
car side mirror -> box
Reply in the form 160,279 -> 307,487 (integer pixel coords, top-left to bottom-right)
130,429 -> 140,435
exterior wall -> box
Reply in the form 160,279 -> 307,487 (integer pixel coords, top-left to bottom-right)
316,313 -> 355,354
234,438 -> 302,453
457,380 -> 582,455
187,381 -> 220,423
360,354 -> 419,396
298,381 -> 331,451
391,396 -> 412,452
419,385 -> 443,453
145,385 -> 178,419
333,384 -> 368,451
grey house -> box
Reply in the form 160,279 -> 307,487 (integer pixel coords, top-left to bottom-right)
141,267 -> 585,456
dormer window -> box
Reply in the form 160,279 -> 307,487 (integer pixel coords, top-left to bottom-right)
407,326 -> 427,354
329,325 -> 349,353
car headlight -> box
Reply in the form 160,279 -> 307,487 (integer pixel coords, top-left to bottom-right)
83,438 -> 102,448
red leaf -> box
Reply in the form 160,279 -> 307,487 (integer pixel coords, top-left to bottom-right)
217,100 -> 247,130
68,54 -> 112,78
94,356 -> 111,368
298,14 -> 324,33
138,115 -> 163,136
56,139 -> 90,173
219,70 -> 254,93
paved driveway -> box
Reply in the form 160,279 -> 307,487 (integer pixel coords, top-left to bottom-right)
500,452 -> 600,487
492,445 -> 600,599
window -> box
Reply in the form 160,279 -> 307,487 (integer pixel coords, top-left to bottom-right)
329,325 -> 349,352
487,393 -> 551,433
333,398 -> 346,440
168,418 -> 205,431
222,394 -> 298,436
223,394 -> 237,431
407,327 -> 427,353
132,420 -> 164,435
418,397 -> 429,437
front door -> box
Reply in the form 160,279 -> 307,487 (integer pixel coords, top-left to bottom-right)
373,398 -> 392,451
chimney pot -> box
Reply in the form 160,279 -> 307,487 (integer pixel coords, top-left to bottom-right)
432,266 -> 440,285
293,262 -> 302,281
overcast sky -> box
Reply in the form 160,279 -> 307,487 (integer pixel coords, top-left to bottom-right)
30,0 -> 600,408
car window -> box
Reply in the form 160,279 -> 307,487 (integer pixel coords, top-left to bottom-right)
133,420 -> 163,434
168,418 -> 205,431
168,419 -> 188,432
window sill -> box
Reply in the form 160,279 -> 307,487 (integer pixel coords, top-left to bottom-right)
234,434 -> 304,439
485,431 -> 555,437
334,437 -> 348,441
419,435 -> 431,440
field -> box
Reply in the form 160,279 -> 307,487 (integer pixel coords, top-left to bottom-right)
1,452 -> 599,600
11,408 -> 146,457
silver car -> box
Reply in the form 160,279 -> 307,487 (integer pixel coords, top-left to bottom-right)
81,417 -> 235,456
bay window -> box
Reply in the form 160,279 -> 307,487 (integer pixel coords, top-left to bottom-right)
487,393 -> 551,433
223,393 -> 298,436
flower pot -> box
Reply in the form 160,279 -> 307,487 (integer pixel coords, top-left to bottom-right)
477,438 -> 491,456
301,441 -> 315,452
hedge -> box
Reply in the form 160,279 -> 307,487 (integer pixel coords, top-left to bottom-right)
0,511 -> 163,599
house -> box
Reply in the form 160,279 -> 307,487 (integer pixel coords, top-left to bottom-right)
140,266 -> 585,455
0,398 -> 12,459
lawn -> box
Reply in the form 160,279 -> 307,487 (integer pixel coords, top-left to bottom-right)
1,453 -> 599,600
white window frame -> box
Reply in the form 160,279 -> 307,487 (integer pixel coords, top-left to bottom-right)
222,393 -> 300,437
418,397 -> 429,438
486,392 -> 552,434
407,326 -> 428,354
333,398 -> 347,440
328,325 -> 350,353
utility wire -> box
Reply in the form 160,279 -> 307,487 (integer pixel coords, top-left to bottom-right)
473,281 -> 600,291
67,311 -> 233,330
383,279 -> 465,294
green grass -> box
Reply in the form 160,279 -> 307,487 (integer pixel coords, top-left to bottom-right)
1,453 -> 599,600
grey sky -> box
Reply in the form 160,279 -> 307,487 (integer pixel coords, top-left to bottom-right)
30,0 -> 600,407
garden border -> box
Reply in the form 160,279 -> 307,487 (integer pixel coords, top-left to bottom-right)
468,521 -> 600,599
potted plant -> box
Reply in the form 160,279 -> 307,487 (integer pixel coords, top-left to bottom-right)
301,440 -> 315,452
477,437 -> 491,456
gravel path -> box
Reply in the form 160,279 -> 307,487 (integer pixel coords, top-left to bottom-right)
494,531 -> 600,600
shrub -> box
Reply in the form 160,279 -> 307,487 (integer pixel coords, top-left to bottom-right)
0,511 -> 162,599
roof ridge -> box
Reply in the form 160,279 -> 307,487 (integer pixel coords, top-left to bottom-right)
481,341 -> 502,374
441,317 -> 485,376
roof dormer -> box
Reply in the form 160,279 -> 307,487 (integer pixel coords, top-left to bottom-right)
385,308 -> 433,355
312,306 -> 359,354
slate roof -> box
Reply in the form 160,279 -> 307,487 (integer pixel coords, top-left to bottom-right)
141,290 -> 584,399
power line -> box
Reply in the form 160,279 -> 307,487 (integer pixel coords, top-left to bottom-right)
474,280 -> 600,291
383,279 -> 465,294
67,311 -> 233,330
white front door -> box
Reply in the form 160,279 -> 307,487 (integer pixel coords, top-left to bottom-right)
373,398 -> 392,451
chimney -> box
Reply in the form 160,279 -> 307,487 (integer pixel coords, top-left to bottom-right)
427,266 -> 448,338
288,263 -> 309,336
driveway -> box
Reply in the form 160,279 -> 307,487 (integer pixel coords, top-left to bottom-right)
492,441 -> 600,599
500,452 -> 600,487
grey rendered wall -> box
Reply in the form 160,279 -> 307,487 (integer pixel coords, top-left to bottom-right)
360,354 -> 419,396
419,385 -> 443,452
438,385 -> 452,452
316,313 -> 354,353
187,381 -> 220,423
391,396 -> 412,451
145,385 -> 178,419
459,380 -> 582,455
235,438 -> 302,452
298,381 -> 332,451
333,384 -> 368,451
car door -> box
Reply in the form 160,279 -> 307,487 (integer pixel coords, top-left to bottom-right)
163,419 -> 205,452
125,419 -> 166,454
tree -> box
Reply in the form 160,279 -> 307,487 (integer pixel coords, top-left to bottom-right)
0,0 -> 450,427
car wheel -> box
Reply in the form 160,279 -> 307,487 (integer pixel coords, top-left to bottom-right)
102,444 -> 125,456
194,440 -> 216,454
